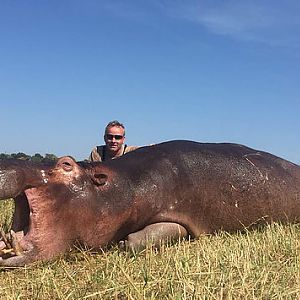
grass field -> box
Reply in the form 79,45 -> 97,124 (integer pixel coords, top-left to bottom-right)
0,199 -> 300,299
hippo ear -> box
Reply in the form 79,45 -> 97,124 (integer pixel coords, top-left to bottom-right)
92,173 -> 108,186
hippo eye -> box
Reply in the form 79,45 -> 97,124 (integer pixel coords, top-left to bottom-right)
62,162 -> 73,172
56,156 -> 76,172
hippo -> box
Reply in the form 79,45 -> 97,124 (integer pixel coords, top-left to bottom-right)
0,140 -> 300,267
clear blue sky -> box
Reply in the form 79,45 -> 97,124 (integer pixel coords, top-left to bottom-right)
1,1 -> 299,163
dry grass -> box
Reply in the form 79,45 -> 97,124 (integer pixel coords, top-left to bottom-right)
1,199 -> 300,299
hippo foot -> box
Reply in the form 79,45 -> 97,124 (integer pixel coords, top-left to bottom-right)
119,222 -> 189,252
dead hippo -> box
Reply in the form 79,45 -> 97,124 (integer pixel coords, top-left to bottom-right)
0,140 -> 300,267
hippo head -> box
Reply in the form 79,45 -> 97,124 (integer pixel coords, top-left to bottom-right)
0,156 -> 106,267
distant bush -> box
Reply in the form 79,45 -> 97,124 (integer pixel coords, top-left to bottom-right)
0,152 -> 58,162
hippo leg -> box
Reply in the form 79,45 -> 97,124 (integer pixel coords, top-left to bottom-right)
121,222 -> 188,252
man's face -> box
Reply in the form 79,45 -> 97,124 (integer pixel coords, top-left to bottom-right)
104,126 -> 125,153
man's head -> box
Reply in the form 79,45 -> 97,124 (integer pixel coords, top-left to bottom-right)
104,120 -> 126,154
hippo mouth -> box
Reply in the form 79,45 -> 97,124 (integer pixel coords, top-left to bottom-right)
0,188 -> 39,266
0,156 -> 84,267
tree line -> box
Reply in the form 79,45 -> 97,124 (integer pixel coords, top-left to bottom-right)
0,152 -> 58,162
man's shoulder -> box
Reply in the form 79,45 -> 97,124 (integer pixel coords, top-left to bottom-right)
90,145 -> 105,161
96,145 -> 106,151
91,145 -> 105,153
124,145 -> 139,153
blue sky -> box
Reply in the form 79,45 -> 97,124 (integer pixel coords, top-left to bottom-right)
1,1 -> 299,163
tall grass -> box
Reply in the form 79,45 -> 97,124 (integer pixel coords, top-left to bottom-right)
1,199 -> 299,299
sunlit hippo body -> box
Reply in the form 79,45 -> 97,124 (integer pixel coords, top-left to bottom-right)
0,140 -> 300,266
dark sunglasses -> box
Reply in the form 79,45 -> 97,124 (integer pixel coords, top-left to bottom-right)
105,134 -> 124,140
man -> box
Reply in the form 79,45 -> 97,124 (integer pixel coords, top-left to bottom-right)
89,120 -> 139,162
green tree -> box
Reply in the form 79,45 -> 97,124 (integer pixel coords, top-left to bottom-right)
30,153 -> 44,163
43,153 -> 58,162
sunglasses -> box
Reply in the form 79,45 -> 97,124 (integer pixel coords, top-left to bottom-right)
105,134 -> 124,140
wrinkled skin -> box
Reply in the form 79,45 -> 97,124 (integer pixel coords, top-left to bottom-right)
0,140 -> 300,266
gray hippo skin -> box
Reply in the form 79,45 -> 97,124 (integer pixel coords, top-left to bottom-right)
0,140 -> 300,266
